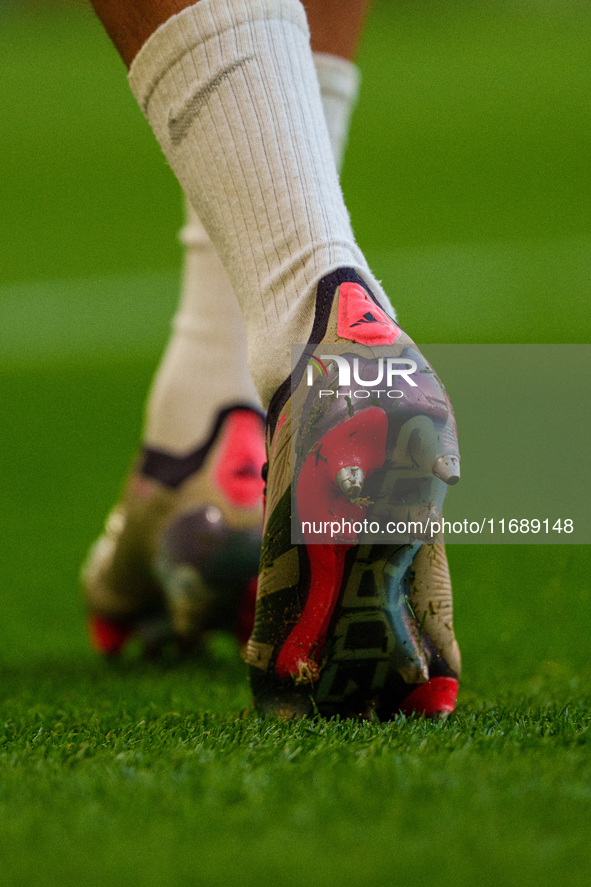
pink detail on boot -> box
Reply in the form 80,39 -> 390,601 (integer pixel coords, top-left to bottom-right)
276,543 -> 353,682
88,615 -> 133,657
337,282 -> 401,346
278,405 -> 388,682
400,677 -> 459,717
213,411 -> 266,508
297,408 -> 388,543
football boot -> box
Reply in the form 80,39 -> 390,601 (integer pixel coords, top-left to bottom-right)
245,269 -> 461,719
82,405 -> 265,656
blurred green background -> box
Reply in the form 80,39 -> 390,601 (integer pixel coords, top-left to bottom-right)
0,2 -> 589,885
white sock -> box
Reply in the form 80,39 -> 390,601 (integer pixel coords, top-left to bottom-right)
129,0 -> 388,408
143,50 -> 361,453
143,203 -> 259,454
313,52 -> 360,173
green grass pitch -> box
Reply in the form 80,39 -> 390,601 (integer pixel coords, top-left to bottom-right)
0,1 -> 589,885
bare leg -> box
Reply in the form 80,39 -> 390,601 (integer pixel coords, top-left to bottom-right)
305,0 -> 372,61
91,0 -> 372,67
89,0 -> 184,67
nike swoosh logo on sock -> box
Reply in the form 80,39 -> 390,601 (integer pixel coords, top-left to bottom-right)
168,56 -> 255,144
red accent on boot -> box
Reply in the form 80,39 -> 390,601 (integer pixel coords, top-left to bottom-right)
213,411 -> 266,508
400,677 -> 459,717
88,615 -> 133,656
235,576 -> 258,649
275,542 -> 353,682
297,407 -> 388,543
337,282 -> 401,346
